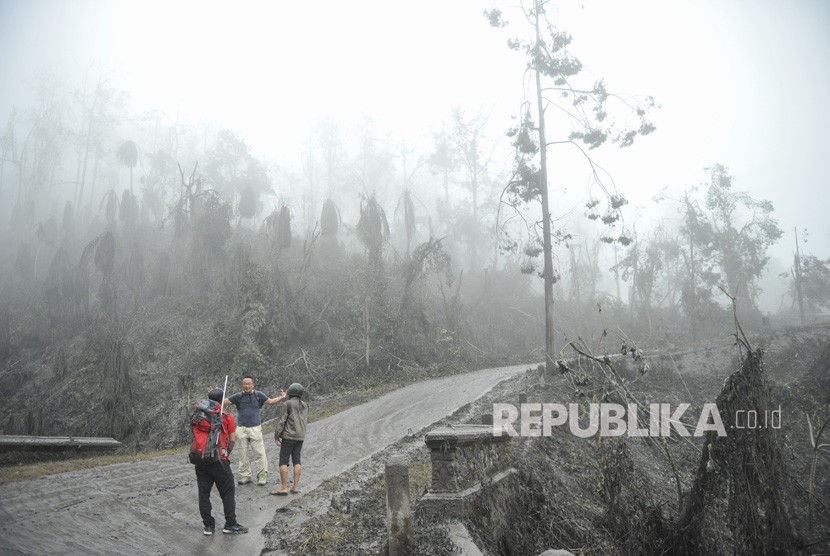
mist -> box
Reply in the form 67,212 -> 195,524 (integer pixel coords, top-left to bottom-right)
2,1 -> 828,318
2,3 -> 830,554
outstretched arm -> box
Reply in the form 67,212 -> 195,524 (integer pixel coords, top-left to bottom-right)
207,387 -> 236,406
264,390 -> 287,406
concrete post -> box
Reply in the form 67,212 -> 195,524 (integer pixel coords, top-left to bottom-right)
386,455 -> 411,556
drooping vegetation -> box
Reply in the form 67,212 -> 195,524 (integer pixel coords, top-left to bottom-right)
0,5 -> 826,458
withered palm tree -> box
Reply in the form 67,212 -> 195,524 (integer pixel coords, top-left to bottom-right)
116,140 -> 138,195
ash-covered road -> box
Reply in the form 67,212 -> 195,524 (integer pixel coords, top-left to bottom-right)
0,364 -> 527,555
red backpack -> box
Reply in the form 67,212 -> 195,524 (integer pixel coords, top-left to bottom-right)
188,399 -> 224,465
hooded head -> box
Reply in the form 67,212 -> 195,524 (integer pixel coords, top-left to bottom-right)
208,388 -> 224,403
287,382 -> 304,398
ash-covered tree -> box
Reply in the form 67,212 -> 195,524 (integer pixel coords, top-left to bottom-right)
80,231 -> 135,439
119,189 -> 139,236
44,245 -> 75,337
263,204 -> 292,301
659,166 -> 782,328
33,216 -> 58,282
100,188 -> 119,231
395,237 -> 452,359
354,118 -> 396,199
264,205 -> 292,251
124,240 -> 145,309
654,187 -> 721,340
2,76 -> 68,214
203,130 -> 270,224
395,189 -> 417,260
140,149 -> 176,224
237,186 -> 260,225
566,238 -> 602,305
784,229 -> 830,317
428,129 -> 459,237
700,164 -> 783,317
614,230 -> 667,334
116,140 -> 138,195
232,260 -> 271,376
356,193 -> 390,368
794,255 -> 830,313
317,198 -> 342,261
0,296 -> 9,361
357,193 -> 390,279
312,117 -> 344,201
191,191 -> 233,293
320,198 -> 340,237
451,108 -> 493,271
485,1 -> 656,373
61,200 -> 75,247
677,190 -> 714,340
73,68 -> 128,212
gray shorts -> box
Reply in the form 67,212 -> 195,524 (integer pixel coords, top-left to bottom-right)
279,439 -> 303,466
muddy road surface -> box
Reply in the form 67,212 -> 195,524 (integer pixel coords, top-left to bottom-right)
0,364 -> 527,555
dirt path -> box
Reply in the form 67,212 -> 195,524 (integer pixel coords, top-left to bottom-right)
0,364 -> 528,555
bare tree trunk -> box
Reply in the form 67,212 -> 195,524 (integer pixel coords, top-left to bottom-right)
78,111 -> 94,208
589,242 -> 599,302
443,168 -> 451,237
793,227 -> 805,324
684,193 -> 699,341
0,298 -> 10,360
569,248 -> 579,302
470,137 -> 479,271
76,87 -> 101,211
88,146 -> 100,209
74,74 -> 90,210
493,219 -> 499,270
364,297 -> 370,369
534,0 -> 556,375
614,244 -> 621,302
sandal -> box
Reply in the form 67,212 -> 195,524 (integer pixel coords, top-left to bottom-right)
270,489 -> 289,496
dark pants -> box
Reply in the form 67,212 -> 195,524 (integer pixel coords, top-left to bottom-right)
278,439 -> 303,466
195,459 -> 237,528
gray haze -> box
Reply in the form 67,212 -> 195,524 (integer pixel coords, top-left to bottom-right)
1,0 -> 828,313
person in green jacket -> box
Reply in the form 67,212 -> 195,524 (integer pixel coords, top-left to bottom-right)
271,382 -> 309,495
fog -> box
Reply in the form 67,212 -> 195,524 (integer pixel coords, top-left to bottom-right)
1,0 -> 829,314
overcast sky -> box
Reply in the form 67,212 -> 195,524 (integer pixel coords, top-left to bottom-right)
1,0 -> 828,310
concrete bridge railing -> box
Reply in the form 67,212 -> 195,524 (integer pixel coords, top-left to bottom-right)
386,409 -> 573,555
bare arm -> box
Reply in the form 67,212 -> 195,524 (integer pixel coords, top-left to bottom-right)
207,387 -> 234,406
228,432 -> 236,454
264,390 -> 287,406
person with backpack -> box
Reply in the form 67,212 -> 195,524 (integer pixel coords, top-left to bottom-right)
191,388 -> 248,536
223,375 -> 286,486
270,382 -> 309,496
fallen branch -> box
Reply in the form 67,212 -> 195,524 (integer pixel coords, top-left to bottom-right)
464,339 -> 487,355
